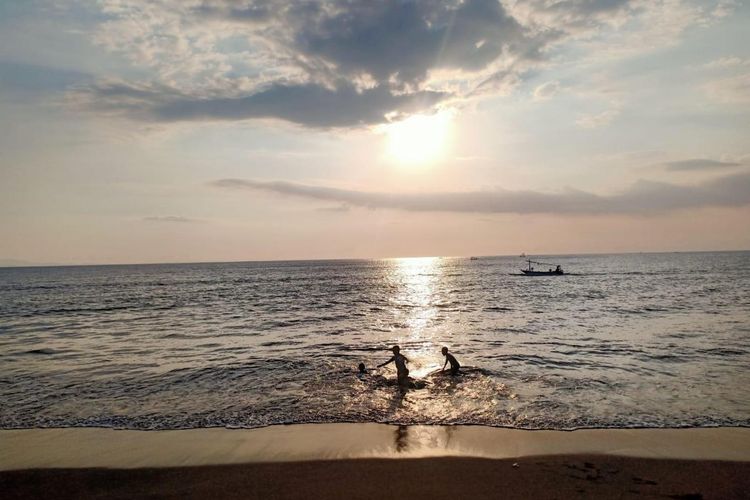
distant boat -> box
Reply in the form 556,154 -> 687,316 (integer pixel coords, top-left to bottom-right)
521,259 -> 564,276
470,256 -> 479,260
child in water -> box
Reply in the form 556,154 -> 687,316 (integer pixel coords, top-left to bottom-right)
441,346 -> 461,376
378,345 -> 410,387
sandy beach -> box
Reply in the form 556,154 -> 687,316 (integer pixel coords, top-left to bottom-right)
4,455 -> 749,500
2,424 -> 749,499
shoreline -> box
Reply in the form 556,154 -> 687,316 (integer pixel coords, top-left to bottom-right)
3,425 -> 749,499
2,424 -> 750,470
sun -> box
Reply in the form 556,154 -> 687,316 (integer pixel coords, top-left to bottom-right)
384,112 -> 452,166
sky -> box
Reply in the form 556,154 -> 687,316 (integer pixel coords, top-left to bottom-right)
1,0 -> 749,265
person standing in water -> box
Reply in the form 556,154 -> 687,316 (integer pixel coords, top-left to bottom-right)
378,345 -> 410,387
441,346 -> 461,376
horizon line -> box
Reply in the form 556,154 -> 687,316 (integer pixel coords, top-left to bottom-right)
1,248 -> 748,269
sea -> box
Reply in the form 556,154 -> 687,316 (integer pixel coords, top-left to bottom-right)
1,252 -> 749,431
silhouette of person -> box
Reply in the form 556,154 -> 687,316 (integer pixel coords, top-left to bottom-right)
356,362 -> 368,380
378,345 -> 410,387
441,346 -> 461,376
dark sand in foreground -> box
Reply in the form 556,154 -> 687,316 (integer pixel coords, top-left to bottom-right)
2,425 -> 749,499
3,455 -> 749,499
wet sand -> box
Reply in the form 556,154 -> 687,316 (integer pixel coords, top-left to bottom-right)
3,455 -> 749,499
2,425 -> 749,499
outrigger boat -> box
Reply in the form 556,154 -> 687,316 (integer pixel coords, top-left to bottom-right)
521,259 -> 564,276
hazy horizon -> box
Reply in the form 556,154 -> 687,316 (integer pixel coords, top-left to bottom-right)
1,247 -> 748,268
2,1 -> 749,264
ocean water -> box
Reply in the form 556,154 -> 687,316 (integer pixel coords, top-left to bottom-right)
1,252 -> 749,430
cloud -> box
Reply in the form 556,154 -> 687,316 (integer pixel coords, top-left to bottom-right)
143,216 -> 199,223
210,171 -> 750,215
507,0 -> 634,35
316,204 -> 351,213
288,0 -> 533,87
712,0 -> 738,18
69,0 -> 729,128
703,73 -> 750,104
702,57 -> 748,70
513,0 -> 723,62
532,80 -> 561,101
153,83 -> 447,127
576,107 -> 620,129
79,0 -> 544,127
74,80 -> 448,127
662,159 -> 742,171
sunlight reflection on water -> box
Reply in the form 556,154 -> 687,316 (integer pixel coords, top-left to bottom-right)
389,257 -> 442,376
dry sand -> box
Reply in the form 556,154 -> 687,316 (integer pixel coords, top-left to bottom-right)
2,424 -> 749,499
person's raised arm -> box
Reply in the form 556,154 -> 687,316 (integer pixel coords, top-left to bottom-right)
377,356 -> 394,368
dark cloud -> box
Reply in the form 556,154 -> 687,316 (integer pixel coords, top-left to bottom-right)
662,159 -> 742,171
152,83 -> 448,127
289,0 -> 532,86
192,0 -> 541,86
211,172 -> 750,215
78,80 -> 447,127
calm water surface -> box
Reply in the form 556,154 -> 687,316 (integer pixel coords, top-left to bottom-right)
1,252 -> 749,430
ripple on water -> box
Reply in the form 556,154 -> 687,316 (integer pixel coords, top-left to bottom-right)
1,252 -> 749,430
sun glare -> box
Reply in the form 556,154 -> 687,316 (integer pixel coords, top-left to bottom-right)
384,112 -> 452,166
